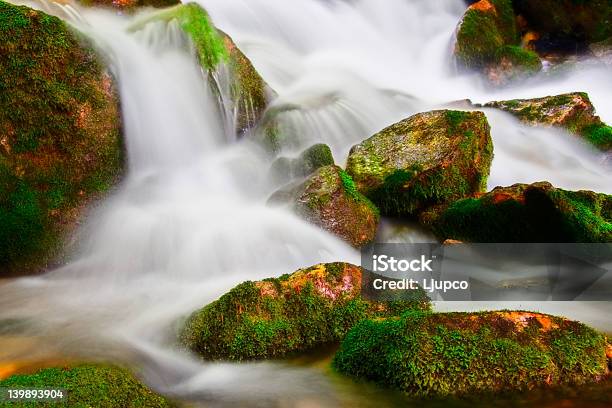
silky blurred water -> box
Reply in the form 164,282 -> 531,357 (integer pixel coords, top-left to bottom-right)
0,0 -> 610,406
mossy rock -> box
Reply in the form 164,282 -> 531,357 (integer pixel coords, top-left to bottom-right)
511,0 -> 612,45
78,0 -> 179,10
345,110 -> 493,217
485,92 -> 612,150
180,262 -> 431,361
220,31 -> 271,136
130,4 -> 271,136
293,165 -> 379,248
333,310 -> 609,397
420,181 -> 612,242
0,1 -> 123,274
0,364 -> 172,407
454,0 -> 542,83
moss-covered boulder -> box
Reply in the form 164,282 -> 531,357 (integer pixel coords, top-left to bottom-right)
345,110 -> 493,217
293,165 -> 379,247
130,4 -> 271,136
454,0 -> 542,83
333,310 -> 609,397
180,262 -> 431,361
485,92 -> 612,150
420,181 -> 612,242
511,0 -> 612,46
0,1 -> 123,274
0,364 -> 172,407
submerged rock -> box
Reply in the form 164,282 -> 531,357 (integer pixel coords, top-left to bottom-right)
333,310 -> 609,397
345,110 -> 493,217
0,364 -> 172,407
130,4 -> 272,136
0,2 -> 123,274
269,143 -> 335,184
485,92 -> 612,150
180,262 -> 430,360
420,182 -> 612,243
454,0 -> 542,84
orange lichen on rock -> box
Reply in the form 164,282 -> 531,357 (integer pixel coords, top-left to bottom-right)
283,263 -> 362,301
470,0 -> 495,14
496,311 -> 560,331
0,363 -> 19,380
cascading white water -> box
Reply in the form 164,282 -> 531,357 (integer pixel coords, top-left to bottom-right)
0,0 -> 611,405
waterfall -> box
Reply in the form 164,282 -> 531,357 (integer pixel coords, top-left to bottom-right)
0,0 -> 610,405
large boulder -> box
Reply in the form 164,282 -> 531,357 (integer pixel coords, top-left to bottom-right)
0,2 -> 123,274
0,364 -> 172,407
180,262 -> 430,361
454,0 -> 542,84
485,92 -> 612,151
130,4 -> 272,137
293,165 -> 379,248
420,182 -> 612,242
345,110 -> 493,217
333,310 -> 609,397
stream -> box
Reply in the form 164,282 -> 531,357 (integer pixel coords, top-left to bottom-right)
0,0 -> 610,406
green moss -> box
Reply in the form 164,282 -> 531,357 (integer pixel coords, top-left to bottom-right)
294,143 -> 334,176
180,263 -> 430,361
133,4 -> 228,71
0,1 -> 123,274
455,0 -> 518,69
495,45 -> 543,73
332,310 -> 608,397
424,182 -> 612,243
582,123 -> 612,150
0,365 -> 172,407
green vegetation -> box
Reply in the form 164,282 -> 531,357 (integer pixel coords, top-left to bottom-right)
333,310 -> 608,397
421,182 -> 612,242
346,110 -> 493,216
455,0 -> 518,69
134,4 -> 228,71
0,365 -> 172,407
494,45 -> 542,73
0,1 -> 123,273
180,263 -> 430,360
583,123 -> 612,150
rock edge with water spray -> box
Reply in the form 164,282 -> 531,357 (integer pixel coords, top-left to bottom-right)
484,92 -> 612,151
333,310 -> 609,397
129,3 -> 272,137
180,262 -> 431,361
